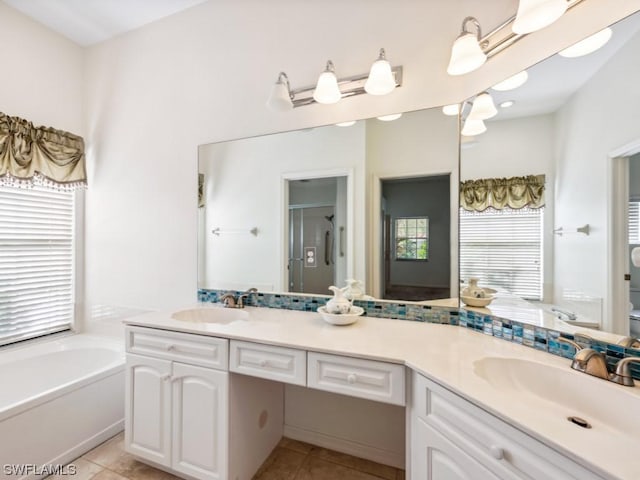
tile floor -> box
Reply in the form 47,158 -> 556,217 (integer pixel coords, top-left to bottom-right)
46,432 -> 405,480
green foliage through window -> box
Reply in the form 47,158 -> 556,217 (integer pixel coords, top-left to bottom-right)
395,217 -> 429,260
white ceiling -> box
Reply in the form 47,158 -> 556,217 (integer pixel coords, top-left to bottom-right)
2,0 -> 208,46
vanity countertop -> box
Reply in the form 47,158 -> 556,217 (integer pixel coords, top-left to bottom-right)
124,304 -> 640,480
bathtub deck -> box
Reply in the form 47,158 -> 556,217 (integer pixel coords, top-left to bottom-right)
46,432 -> 405,480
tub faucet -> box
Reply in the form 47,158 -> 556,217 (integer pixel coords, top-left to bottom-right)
557,337 -> 610,380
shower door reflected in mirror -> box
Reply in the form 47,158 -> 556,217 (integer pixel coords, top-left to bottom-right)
288,177 -> 347,295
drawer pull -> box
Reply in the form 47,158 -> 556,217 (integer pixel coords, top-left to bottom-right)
259,359 -> 268,367
490,445 -> 504,460
347,373 -> 357,384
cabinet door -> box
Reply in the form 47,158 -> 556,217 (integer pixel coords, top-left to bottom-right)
125,353 -> 172,466
412,417 -> 500,480
171,362 -> 229,480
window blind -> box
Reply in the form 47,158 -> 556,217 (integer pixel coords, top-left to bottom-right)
0,186 -> 74,346
460,207 -> 543,300
630,201 -> 640,244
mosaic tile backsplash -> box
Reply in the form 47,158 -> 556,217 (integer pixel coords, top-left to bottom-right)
198,288 -> 640,380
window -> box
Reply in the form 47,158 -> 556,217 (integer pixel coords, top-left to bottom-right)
630,201 -> 640,244
0,186 -> 75,346
395,217 -> 429,260
459,206 -> 543,300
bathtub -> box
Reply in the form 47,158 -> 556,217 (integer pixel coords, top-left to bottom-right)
0,333 -> 125,480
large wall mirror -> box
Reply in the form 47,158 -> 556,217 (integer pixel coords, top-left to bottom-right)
459,10 -> 640,342
198,107 -> 459,303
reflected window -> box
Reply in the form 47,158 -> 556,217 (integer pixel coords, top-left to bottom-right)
395,217 -> 429,260
630,201 -> 640,243
459,206 -> 543,300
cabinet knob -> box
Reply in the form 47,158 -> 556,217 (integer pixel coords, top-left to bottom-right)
347,373 -> 357,385
489,445 -> 504,460
259,359 -> 268,367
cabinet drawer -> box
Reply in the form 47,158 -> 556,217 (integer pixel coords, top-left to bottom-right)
126,326 -> 228,370
229,341 -> 306,386
307,352 -> 405,406
412,372 -> 605,480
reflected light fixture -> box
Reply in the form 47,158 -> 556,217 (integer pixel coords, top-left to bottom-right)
377,113 -> 403,121
313,61 -> 342,104
513,0 -> 568,34
447,16 -> 486,75
558,27 -> 612,58
266,72 -> 293,111
365,48 -> 397,95
500,100 -> 515,108
468,92 -> 497,120
442,104 -> 461,116
491,70 -> 528,91
461,118 -> 487,136
632,247 -> 640,267
336,121 -> 356,127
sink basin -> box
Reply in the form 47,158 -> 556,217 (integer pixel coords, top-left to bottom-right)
473,357 -> 640,436
171,307 -> 249,324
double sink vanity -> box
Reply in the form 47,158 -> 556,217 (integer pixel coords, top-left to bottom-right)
123,303 -> 640,480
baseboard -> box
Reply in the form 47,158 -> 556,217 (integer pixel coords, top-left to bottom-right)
283,424 -> 404,469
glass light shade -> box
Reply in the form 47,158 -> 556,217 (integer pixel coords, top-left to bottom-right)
461,118 -> 487,136
266,80 -> 293,111
558,28 -> 612,58
336,121 -> 356,127
313,68 -> 341,105
365,58 -> 396,95
513,0 -> 568,34
491,70 -> 528,91
499,100 -> 515,108
468,92 -> 497,120
377,113 -> 402,121
442,104 -> 461,116
447,32 -> 487,75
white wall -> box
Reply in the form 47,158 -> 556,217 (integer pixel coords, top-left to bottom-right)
554,27 -> 640,332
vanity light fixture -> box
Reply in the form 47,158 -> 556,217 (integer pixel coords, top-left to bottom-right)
447,0 -> 585,76
364,49 -> 397,95
468,92 -> 498,120
267,49 -> 403,110
513,0 -> 568,34
447,17 -> 487,76
491,70 -> 529,91
558,27 -> 612,57
313,61 -> 342,104
500,100 -> 515,108
377,113 -> 403,121
335,121 -> 357,127
442,104 -> 461,116
461,118 -> 487,136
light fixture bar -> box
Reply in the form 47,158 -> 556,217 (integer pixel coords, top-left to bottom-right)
289,66 -> 403,108
480,0 -> 585,59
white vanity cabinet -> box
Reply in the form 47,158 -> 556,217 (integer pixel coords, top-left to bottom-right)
125,326 -> 229,480
409,371 -> 606,480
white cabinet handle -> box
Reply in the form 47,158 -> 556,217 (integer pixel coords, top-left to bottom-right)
259,359 -> 268,367
490,445 -> 504,460
347,373 -> 357,385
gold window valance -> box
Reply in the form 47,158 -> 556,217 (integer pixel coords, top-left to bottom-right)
460,174 -> 545,212
0,112 -> 86,190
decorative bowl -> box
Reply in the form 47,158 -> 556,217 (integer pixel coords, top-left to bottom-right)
461,295 -> 495,307
317,306 -> 364,326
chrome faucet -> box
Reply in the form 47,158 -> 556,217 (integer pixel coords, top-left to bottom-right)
610,357 -> 640,386
558,337 -> 610,380
551,307 -> 577,321
219,288 -> 258,309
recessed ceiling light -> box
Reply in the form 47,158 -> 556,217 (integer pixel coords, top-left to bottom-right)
442,104 -> 460,116
335,121 -> 356,127
558,28 -> 612,58
377,113 -> 402,121
500,100 -> 515,108
491,70 -> 528,91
